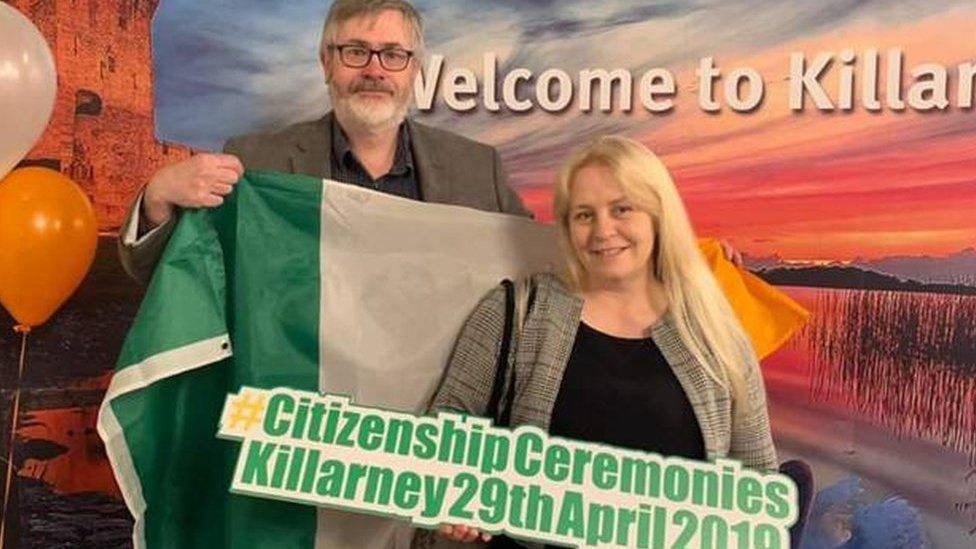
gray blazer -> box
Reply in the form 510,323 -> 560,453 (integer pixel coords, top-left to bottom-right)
118,112 -> 529,284
415,273 -> 778,548
431,272 -> 778,470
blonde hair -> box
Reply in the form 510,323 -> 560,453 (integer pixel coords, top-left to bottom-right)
554,135 -> 755,412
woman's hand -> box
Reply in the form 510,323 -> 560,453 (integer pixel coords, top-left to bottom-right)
719,239 -> 743,267
437,523 -> 493,543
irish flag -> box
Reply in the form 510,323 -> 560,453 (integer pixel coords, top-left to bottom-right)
97,171 -> 555,548
98,171 -> 806,548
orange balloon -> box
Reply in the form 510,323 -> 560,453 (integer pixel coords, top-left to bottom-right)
0,167 -> 97,329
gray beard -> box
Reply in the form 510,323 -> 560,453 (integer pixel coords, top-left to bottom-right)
330,89 -> 410,136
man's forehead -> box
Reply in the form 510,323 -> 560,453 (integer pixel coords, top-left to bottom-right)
335,10 -> 414,47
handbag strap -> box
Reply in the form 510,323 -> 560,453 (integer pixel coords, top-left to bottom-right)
486,278 -> 531,427
486,280 -> 515,424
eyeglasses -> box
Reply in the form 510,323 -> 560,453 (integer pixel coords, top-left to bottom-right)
328,44 -> 414,72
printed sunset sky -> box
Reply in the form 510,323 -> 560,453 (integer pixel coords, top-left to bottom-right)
154,0 -> 976,262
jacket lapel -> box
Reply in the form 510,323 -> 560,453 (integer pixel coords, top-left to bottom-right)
510,275 -> 582,431
651,314 -> 724,460
293,115 -> 444,200
289,113 -> 333,179
406,118 -> 450,204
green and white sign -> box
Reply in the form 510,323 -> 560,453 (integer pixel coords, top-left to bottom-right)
219,386 -> 798,548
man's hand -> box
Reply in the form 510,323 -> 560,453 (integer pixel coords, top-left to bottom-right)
437,523 -> 492,543
142,153 -> 244,227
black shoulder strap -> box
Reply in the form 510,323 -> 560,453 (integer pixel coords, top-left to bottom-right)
486,279 -> 515,425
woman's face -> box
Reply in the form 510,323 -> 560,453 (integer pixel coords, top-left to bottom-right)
567,164 -> 656,288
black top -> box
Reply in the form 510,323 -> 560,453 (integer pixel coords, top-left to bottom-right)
329,116 -> 420,200
491,322 -> 705,549
548,322 -> 705,458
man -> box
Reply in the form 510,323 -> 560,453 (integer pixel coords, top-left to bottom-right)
116,2 -> 531,546
119,0 -> 529,284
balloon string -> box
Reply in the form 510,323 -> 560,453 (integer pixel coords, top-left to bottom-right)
0,330 -> 28,549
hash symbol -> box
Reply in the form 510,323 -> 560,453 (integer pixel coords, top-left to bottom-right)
226,392 -> 267,431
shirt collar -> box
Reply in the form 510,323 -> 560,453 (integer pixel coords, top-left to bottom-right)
331,117 -> 413,177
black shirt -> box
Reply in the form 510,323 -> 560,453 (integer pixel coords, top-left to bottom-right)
329,117 -> 420,200
491,322 -> 705,549
549,322 -> 705,458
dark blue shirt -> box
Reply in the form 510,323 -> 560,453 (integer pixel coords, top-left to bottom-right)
329,117 -> 420,200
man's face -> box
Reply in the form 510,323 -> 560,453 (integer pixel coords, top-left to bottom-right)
324,10 -> 418,132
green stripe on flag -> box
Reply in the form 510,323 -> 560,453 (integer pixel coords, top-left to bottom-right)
99,171 -> 324,548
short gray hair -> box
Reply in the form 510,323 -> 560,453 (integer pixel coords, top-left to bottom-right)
320,0 -> 425,57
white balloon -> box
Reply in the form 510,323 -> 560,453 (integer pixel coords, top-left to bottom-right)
0,3 -> 57,180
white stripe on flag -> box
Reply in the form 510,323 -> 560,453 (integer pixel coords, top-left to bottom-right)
314,179 -> 557,549
97,335 -> 233,549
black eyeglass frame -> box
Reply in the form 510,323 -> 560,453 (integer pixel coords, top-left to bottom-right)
327,44 -> 415,72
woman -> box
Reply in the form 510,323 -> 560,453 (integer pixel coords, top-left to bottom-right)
426,136 -> 776,547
